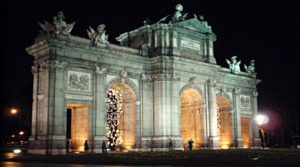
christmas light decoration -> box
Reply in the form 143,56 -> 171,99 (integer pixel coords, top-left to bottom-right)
105,88 -> 123,150
217,109 -> 222,145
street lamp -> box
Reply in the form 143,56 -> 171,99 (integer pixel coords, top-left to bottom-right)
19,131 -> 25,136
9,107 -> 28,144
255,114 -> 269,148
11,108 -> 18,115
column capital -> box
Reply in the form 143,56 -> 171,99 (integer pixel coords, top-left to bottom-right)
31,65 -> 39,74
233,88 -> 241,95
207,79 -> 217,87
218,86 -> 226,96
49,60 -> 68,69
140,73 -> 151,82
36,60 -> 68,70
95,66 -> 107,75
252,91 -> 259,97
152,73 -> 180,81
38,61 -> 49,72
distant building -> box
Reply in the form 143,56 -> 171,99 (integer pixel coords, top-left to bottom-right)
26,5 -> 261,154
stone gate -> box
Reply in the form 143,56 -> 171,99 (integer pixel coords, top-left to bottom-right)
26,4 -> 261,154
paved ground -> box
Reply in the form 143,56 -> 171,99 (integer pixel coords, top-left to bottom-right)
1,149 -> 300,166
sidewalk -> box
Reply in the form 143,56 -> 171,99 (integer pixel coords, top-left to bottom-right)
1,149 -> 300,166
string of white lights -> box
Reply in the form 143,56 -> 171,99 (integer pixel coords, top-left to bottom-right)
105,88 -> 123,149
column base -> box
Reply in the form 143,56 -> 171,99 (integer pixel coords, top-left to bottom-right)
208,136 -> 220,149
252,137 -> 262,148
235,137 -> 244,148
28,136 -> 67,155
141,136 -> 184,151
92,135 -> 106,153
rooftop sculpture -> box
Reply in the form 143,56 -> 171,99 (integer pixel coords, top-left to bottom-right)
87,24 -> 109,46
226,56 -> 241,74
244,60 -> 256,77
39,11 -> 76,35
156,4 -> 188,24
171,4 -> 188,22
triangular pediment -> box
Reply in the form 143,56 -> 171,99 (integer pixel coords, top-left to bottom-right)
173,18 -> 215,35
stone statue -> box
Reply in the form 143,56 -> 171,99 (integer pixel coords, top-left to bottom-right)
39,11 -> 75,35
244,60 -> 256,76
226,56 -> 241,74
156,4 -> 188,24
174,4 -> 183,20
87,24 -> 109,46
171,4 -> 188,22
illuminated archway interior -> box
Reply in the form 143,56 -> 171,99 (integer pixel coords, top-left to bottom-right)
107,83 -> 136,150
217,96 -> 233,149
241,116 -> 252,148
181,88 -> 204,149
67,104 -> 89,152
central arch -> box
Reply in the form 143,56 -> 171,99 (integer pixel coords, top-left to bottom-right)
181,88 -> 204,150
107,83 -> 136,150
217,96 -> 233,149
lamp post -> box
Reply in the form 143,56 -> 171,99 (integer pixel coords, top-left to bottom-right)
255,114 -> 269,148
10,108 -> 27,145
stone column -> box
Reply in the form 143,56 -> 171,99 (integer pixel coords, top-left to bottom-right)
93,67 -> 107,153
152,74 -> 183,151
135,100 -> 141,149
233,88 -> 243,148
48,60 -> 68,155
30,65 -> 39,141
207,40 -> 216,64
28,61 -> 50,154
207,80 -> 220,149
252,91 -> 261,148
140,74 -> 154,151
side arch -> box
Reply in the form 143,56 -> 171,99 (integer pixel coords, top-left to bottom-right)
216,95 -> 233,149
216,91 -> 232,105
179,84 -> 204,98
105,77 -> 139,150
180,85 -> 205,150
106,77 -> 139,100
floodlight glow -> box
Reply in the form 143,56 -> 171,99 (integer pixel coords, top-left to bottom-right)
255,114 -> 268,126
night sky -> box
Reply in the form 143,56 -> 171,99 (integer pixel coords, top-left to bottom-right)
2,0 -> 299,143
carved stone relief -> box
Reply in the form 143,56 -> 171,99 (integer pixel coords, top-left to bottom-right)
240,95 -> 250,109
68,71 -> 91,92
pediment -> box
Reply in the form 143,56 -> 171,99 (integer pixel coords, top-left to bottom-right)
173,18 -> 215,35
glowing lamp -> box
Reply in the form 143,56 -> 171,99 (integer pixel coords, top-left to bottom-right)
255,114 -> 268,126
11,109 -> 18,115
19,131 -> 24,135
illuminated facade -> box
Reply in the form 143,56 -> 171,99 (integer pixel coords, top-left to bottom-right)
26,5 -> 261,154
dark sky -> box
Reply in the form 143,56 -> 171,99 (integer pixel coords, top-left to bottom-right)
2,0 -> 300,139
